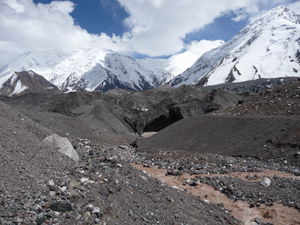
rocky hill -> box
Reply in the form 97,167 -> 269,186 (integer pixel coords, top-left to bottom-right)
0,70 -> 60,96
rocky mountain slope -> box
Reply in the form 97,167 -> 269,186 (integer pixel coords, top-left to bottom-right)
169,5 -> 300,87
1,78 -> 300,225
0,70 -> 60,96
215,78 -> 300,117
0,100 -> 239,225
1,84 -> 241,136
138,79 -> 300,164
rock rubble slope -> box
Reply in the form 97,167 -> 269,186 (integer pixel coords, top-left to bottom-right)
0,78 -> 300,225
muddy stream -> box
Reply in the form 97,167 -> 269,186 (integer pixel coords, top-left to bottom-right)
132,164 -> 300,225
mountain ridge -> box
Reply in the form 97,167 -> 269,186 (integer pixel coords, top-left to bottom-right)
0,42 -> 221,93
0,6 -> 299,94
169,5 -> 300,87
0,70 -> 60,96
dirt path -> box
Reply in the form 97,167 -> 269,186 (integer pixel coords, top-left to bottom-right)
132,164 -> 300,225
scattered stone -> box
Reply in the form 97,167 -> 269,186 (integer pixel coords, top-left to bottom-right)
80,177 -> 94,185
49,191 -> 56,197
260,177 -> 271,187
166,170 -> 181,176
48,180 -> 55,186
292,169 -> 300,176
84,211 -> 91,221
69,180 -> 80,188
36,213 -> 45,225
50,201 -> 73,212
92,207 -> 101,215
60,186 -> 67,192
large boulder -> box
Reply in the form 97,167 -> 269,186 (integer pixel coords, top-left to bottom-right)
42,134 -> 79,162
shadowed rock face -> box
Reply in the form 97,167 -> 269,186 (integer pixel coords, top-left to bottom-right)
0,70 -> 60,96
0,85 -> 241,136
2,77 -> 296,141
100,85 -> 241,135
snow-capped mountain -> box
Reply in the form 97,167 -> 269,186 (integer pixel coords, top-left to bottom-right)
0,38 -> 222,93
0,49 -> 173,92
169,5 -> 300,87
166,40 -> 225,76
0,70 -> 60,96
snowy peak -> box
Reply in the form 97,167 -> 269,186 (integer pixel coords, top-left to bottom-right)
253,5 -> 300,25
103,53 -> 171,90
169,6 -> 300,87
104,53 -> 152,90
0,70 -> 60,96
0,49 -> 173,92
0,38 -> 222,92
0,50 -> 70,78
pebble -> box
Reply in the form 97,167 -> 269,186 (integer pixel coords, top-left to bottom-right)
69,180 -> 80,188
80,177 -> 94,185
50,201 -> 73,212
293,169 -> 300,176
260,177 -> 271,187
92,207 -> 101,214
60,186 -> 67,192
48,180 -> 55,186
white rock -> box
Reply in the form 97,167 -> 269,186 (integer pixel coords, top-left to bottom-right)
86,204 -> 94,210
60,186 -> 67,192
261,177 -> 271,187
80,177 -> 94,185
42,134 -> 79,162
85,145 -> 92,151
48,180 -> 55,186
92,207 -> 101,214
249,222 -> 258,225
80,177 -> 89,184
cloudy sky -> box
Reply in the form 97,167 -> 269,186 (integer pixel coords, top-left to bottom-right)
0,0 -> 300,66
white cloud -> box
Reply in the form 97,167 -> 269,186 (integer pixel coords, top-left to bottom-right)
0,0 -> 122,66
117,0 -> 288,56
0,0 -> 295,67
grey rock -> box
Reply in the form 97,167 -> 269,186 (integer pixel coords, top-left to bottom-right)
42,134 -> 79,162
293,168 -> 300,176
50,201 -> 73,212
260,177 -> 271,187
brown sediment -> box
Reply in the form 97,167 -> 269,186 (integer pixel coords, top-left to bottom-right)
194,169 -> 300,182
132,164 -> 300,225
